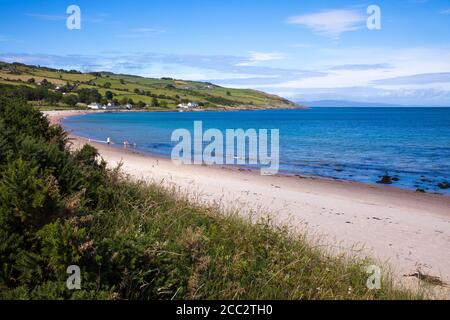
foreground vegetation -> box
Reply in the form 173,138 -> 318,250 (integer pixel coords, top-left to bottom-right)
0,95 -> 420,299
0,61 -> 298,110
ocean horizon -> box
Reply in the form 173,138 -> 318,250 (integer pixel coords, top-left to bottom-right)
63,107 -> 450,195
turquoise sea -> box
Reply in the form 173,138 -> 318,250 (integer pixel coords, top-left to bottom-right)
63,108 -> 450,195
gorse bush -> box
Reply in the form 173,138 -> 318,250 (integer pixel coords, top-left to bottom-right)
0,96 -> 419,299
0,96 -> 107,296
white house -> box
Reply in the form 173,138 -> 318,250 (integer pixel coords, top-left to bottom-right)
87,102 -> 102,110
187,102 -> 199,108
125,103 -> 133,110
177,102 -> 199,109
103,102 -> 120,110
177,103 -> 189,109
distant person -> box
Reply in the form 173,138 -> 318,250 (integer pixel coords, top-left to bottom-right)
107,137 -> 111,145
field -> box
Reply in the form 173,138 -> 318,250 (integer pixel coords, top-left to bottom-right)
0,61 -> 299,110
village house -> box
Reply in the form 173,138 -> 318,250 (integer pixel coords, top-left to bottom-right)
177,103 -> 188,109
177,102 -> 199,110
103,102 -> 120,110
87,102 -> 102,110
87,102 -> 132,110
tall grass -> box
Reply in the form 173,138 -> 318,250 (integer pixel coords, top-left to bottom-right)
58,169 -> 420,300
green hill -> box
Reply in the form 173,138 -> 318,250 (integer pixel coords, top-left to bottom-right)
0,61 -> 300,110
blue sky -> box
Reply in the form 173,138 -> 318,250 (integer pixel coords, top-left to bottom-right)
1,0 -> 450,105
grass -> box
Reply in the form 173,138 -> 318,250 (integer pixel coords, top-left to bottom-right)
30,69 -> 95,82
0,79 -> 35,87
76,169 -> 422,300
0,73 -> 65,86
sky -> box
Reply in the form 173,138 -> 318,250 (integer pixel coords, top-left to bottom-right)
1,0 -> 450,105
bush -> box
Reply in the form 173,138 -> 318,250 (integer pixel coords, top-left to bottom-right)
0,97 -> 108,296
77,88 -> 102,104
62,94 -> 79,107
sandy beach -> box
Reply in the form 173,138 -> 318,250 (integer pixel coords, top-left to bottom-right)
45,110 -> 450,294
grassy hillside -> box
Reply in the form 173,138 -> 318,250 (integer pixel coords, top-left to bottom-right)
0,61 -> 299,110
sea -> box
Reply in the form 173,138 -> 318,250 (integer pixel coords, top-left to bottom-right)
62,107 -> 450,195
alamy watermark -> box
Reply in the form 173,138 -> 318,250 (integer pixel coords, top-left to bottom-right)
66,265 -> 81,290
66,5 -> 81,30
367,5 -> 381,30
171,121 -> 280,175
366,265 -> 381,290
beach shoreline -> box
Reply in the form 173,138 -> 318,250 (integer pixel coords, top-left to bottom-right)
52,109 -> 450,197
44,110 -> 450,295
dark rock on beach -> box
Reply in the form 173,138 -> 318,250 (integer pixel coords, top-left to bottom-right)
437,182 -> 450,189
377,175 -> 393,184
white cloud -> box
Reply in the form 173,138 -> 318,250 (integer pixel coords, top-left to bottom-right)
287,9 -> 366,37
3,46 -> 450,105
371,73 -> 450,85
328,63 -> 392,71
236,51 -> 287,66
440,9 -> 450,15
289,86 -> 450,106
250,46 -> 450,91
222,45 -> 450,105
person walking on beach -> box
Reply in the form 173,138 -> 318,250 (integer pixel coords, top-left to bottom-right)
107,137 -> 111,145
